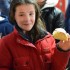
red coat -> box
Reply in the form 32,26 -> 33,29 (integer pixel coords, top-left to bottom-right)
0,29 -> 69,70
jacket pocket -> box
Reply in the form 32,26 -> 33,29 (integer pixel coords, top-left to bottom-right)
14,56 -> 31,70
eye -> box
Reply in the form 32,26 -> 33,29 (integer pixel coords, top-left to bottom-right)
29,13 -> 33,16
19,14 -> 24,16
29,12 -> 35,16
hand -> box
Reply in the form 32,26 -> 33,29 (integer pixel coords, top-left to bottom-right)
57,34 -> 70,51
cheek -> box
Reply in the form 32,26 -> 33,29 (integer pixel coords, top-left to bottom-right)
15,18 -> 22,26
15,16 -> 21,24
33,18 -> 35,23
15,14 -> 21,23
32,15 -> 36,24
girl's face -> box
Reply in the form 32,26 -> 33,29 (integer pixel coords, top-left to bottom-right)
15,4 -> 35,32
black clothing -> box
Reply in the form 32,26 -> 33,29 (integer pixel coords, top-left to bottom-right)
41,7 -> 65,34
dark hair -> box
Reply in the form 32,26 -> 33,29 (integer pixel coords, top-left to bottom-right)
9,0 -> 46,42
9,0 -> 39,24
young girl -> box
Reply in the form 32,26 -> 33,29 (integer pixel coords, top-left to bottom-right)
0,0 -> 70,70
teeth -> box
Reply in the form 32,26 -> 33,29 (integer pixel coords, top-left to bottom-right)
52,28 -> 68,41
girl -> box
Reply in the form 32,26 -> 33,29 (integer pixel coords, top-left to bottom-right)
0,0 -> 70,70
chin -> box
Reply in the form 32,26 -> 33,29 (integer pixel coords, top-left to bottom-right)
25,29 -> 32,31
23,26 -> 33,31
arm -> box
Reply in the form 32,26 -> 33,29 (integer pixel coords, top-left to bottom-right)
54,8 -> 65,29
50,36 -> 70,70
0,39 -> 12,70
51,47 -> 70,70
5,23 -> 14,35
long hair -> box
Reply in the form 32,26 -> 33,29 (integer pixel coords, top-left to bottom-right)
9,0 -> 47,42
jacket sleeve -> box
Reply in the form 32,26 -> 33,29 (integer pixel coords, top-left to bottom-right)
65,3 -> 70,34
0,39 -> 12,70
51,42 -> 70,70
54,9 -> 65,29
43,34 -> 70,70
5,23 -> 13,35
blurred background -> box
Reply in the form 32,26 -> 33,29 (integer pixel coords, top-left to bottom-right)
56,0 -> 69,15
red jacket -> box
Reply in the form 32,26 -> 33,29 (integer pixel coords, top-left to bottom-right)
0,29 -> 69,70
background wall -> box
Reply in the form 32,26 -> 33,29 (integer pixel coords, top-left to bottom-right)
56,0 -> 68,15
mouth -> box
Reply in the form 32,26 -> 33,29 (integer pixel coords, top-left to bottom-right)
23,24 -> 30,25
23,23 -> 31,27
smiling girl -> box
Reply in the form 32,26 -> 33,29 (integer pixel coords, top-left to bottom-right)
0,0 -> 70,70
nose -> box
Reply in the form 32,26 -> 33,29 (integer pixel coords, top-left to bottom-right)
24,14 -> 30,22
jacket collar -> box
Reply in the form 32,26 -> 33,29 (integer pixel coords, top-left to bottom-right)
14,24 -> 49,44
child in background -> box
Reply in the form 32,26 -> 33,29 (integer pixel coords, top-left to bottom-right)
0,15 -> 13,38
0,0 -> 10,16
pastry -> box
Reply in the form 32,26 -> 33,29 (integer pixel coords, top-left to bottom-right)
52,28 -> 68,41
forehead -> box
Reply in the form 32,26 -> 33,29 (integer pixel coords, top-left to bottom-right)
15,4 -> 35,12
15,3 -> 35,8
